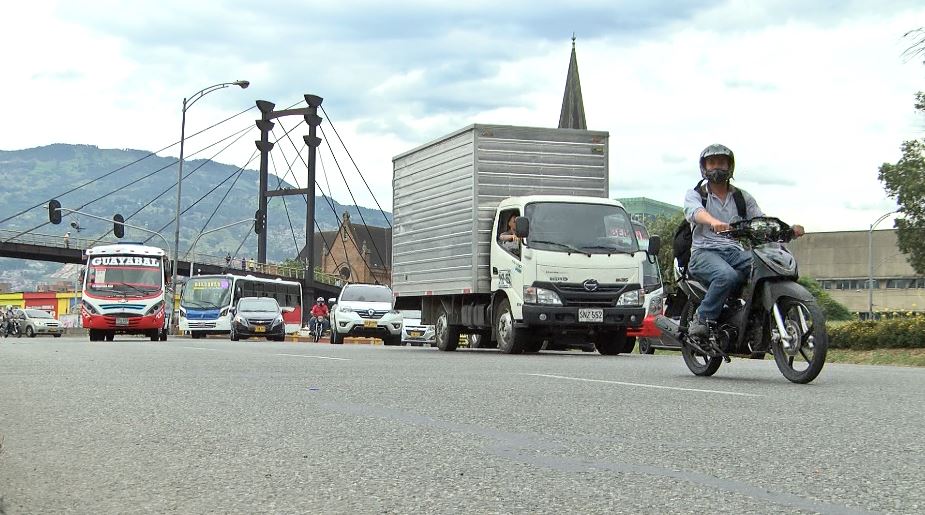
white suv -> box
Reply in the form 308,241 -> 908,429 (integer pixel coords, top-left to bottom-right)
330,284 -> 403,346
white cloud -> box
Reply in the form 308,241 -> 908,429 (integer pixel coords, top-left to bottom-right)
1,0 -> 923,234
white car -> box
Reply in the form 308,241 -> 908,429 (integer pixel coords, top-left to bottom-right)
16,308 -> 63,337
399,309 -> 434,346
330,284 -> 403,346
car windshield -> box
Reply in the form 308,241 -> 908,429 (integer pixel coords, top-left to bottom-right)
341,285 -> 393,303
400,310 -> 422,319
182,277 -> 232,309
25,309 -> 54,319
524,202 -> 640,254
85,256 -> 163,298
238,299 -> 279,312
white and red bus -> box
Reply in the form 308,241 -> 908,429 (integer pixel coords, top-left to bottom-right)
179,274 -> 302,338
81,244 -> 170,341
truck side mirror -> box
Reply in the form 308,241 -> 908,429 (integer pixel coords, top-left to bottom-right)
515,217 -> 529,238
647,235 -> 661,255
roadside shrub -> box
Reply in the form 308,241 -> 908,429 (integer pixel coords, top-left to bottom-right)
828,316 -> 925,349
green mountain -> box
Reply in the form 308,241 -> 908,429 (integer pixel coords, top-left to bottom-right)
0,144 -> 392,290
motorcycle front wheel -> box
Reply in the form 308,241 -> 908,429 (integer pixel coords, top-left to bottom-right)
769,297 -> 828,384
680,300 -> 722,377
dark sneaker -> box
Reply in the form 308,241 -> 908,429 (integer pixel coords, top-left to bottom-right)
688,314 -> 711,338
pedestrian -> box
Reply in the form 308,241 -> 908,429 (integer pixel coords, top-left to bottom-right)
64,231 -> 70,248
225,253 -> 232,266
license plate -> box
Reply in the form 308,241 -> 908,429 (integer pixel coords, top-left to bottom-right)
254,326 -> 266,333
409,331 -> 422,337
578,308 -> 603,323
116,317 -> 129,326
364,320 -> 377,328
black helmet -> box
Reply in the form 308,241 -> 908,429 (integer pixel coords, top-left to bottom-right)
699,143 -> 735,183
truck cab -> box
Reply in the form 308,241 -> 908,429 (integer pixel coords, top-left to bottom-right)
488,196 -> 650,354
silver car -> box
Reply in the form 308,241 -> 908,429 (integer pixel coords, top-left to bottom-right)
17,308 -> 63,337
399,309 -> 434,346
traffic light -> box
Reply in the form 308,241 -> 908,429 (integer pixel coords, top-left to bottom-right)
254,209 -> 266,234
48,200 -> 62,224
113,214 -> 125,238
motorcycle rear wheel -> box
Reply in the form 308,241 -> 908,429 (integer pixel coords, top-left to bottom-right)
770,297 -> 828,384
680,300 -> 722,377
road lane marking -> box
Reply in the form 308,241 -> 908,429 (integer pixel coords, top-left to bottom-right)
275,353 -> 350,361
525,373 -> 762,397
180,346 -> 221,351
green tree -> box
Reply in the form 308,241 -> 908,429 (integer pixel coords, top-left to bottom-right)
644,213 -> 685,288
878,92 -> 925,274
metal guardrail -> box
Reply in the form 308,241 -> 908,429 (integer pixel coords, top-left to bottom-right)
0,229 -> 341,286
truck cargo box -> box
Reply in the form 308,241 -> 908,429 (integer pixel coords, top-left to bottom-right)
392,124 -> 609,297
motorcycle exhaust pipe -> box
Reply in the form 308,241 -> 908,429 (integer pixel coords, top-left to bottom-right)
654,315 -> 685,348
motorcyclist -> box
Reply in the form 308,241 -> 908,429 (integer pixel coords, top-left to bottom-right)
684,144 -> 804,338
309,297 -> 329,335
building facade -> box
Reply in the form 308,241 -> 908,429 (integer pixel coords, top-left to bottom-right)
300,212 -> 392,287
788,229 -> 925,314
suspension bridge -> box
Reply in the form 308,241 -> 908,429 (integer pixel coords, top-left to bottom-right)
0,93 -> 394,316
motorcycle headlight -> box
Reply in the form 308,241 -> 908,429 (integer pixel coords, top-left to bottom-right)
145,301 -> 165,316
617,289 -> 643,307
523,286 -> 562,305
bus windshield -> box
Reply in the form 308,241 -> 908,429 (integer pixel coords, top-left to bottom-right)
182,277 -> 233,309
86,257 -> 163,298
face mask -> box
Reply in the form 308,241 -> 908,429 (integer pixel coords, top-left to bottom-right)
705,168 -> 731,183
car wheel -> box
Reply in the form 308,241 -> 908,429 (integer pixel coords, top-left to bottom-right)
594,330 -> 627,355
230,327 -> 239,341
159,330 -> 168,341
53,333 -> 61,338
331,329 -> 343,344
638,338 -> 656,355
26,326 -> 35,337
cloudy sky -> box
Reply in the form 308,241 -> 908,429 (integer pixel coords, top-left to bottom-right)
2,0 -> 923,232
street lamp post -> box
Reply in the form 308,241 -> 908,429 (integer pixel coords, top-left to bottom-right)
868,211 -> 896,319
172,80 -> 249,331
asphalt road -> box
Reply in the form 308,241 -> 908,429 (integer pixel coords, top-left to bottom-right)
1,336 -> 923,514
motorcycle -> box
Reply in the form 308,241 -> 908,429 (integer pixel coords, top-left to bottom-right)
312,315 -> 327,343
656,217 -> 828,384
3,317 -> 22,338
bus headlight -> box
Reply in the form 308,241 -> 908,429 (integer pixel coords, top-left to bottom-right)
145,301 -> 164,316
81,300 -> 100,315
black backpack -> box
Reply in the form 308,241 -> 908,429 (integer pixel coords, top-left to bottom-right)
672,180 -> 747,274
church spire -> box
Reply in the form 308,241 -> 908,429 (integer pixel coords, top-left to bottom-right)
558,33 -> 587,130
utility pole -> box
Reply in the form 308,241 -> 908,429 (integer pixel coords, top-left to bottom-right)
255,100 -> 275,265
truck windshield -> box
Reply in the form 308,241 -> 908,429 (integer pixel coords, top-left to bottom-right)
85,258 -> 163,298
524,202 -> 639,254
182,277 -> 232,309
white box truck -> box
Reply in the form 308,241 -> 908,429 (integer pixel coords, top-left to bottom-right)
391,124 -> 661,354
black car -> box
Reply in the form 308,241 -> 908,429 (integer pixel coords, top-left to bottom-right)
230,297 -> 286,342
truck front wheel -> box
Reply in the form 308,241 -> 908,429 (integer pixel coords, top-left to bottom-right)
496,299 -> 532,354
435,309 -> 460,351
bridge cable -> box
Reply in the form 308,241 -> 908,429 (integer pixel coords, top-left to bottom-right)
5,123 -> 257,244
0,105 -> 256,227
87,124 -> 257,247
319,105 -> 391,229
318,125 -> 389,276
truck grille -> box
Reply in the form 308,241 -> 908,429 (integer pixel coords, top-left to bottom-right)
538,282 -> 636,308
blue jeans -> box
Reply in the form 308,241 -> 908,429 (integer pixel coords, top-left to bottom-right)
689,247 -> 752,321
